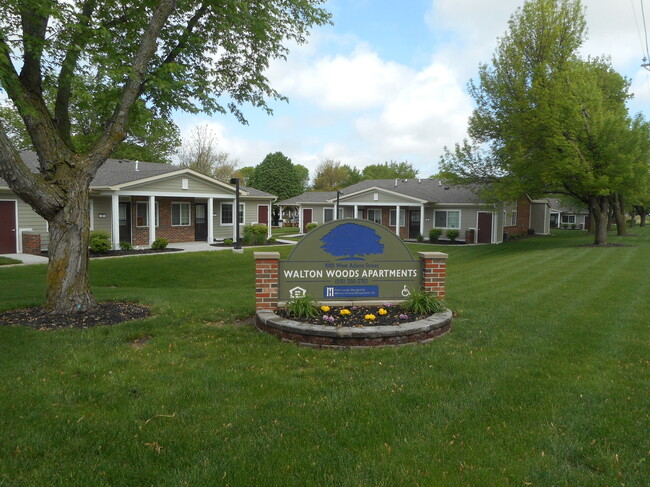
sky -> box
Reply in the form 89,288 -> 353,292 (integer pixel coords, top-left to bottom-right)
174,0 -> 650,180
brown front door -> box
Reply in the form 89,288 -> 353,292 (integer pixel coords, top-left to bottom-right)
302,208 -> 312,233
258,205 -> 269,226
0,201 -> 17,253
477,212 -> 492,243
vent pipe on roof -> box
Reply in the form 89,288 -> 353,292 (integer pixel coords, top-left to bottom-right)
418,178 -> 421,183
135,160 -> 139,172
394,179 -> 398,187
438,180 -> 442,186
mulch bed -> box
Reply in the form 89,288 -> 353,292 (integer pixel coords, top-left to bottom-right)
276,305 -> 429,328
40,248 -> 183,259
0,302 -> 151,330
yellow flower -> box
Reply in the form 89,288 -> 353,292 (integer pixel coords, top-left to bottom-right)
378,308 -> 388,315
340,309 -> 351,316
320,305 -> 330,312
364,314 -> 376,321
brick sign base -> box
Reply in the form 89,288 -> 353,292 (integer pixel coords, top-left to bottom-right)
254,251 -> 450,348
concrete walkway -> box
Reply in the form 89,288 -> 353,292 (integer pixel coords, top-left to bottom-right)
0,239 -> 298,267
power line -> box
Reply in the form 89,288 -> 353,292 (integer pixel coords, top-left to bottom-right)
640,0 -> 650,69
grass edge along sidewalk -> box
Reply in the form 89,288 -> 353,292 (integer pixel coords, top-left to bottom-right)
0,229 -> 649,486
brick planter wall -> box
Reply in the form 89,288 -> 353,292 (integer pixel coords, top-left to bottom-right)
418,251 -> 447,300
22,232 -> 41,255
255,252 -> 280,310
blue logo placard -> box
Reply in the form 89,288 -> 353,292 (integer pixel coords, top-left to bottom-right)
324,285 -> 379,298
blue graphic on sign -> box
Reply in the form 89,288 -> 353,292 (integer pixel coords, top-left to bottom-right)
324,285 -> 379,298
320,223 -> 384,261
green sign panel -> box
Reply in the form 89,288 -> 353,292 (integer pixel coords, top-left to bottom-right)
279,219 -> 420,301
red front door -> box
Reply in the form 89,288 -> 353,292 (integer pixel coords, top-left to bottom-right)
0,201 -> 17,253
302,208 -> 312,233
477,212 -> 492,243
258,205 -> 269,226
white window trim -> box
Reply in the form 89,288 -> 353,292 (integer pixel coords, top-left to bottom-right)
389,209 -> 406,227
434,209 -> 461,229
135,201 -> 159,228
561,214 -> 577,225
220,202 -> 245,226
171,201 -> 191,227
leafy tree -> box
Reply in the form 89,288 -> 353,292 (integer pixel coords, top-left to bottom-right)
294,163 -> 311,193
313,159 -> 361,190
177,124 -> 239,180
235,166 -> 256,186
440,0 -> 650,245
0,0 -> 330,314
361,161 -> 418,180
248,151 -> 307,224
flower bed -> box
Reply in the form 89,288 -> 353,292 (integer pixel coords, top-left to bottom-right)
276,303 -> 425,327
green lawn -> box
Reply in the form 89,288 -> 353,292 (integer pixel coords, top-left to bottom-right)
1,230 -> 649,486
0,256 -> 21,266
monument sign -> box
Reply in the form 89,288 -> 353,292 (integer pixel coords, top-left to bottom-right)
279,219 -> 420,302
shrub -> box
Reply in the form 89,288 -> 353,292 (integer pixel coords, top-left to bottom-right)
89,231 -> 111,254
446,229 -> 460,243
243,224 -> 268,245
570,224 -> 576,230
429,228 -> 442,243
223,238 -> 233,246
119,241 -> 133,251
416,234 -> 424,243
151,238 -> 168,250
266,237 -> 277,244
562,224 -> 569,229
400,288 -> 446,315
306,222 -> 318,232
286,295 -> 320,319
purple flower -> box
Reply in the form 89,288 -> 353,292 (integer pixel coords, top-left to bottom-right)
399,314 -> 409,320
383,302 -> 392,308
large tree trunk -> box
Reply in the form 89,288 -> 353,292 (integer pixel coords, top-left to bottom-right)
588,195 -> 609,245
610,193 -> 627,236
45,174 -> 96,313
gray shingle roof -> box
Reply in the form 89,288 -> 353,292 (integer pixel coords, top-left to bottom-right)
276,179 -> 485,206
1,152 -> 275,199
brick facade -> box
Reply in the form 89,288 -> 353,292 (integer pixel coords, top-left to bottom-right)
418,251 -> 447,300
22,232 -> 41,255
130,197 -> 197,245
504,197 -> 531,236
255,252 -> 280,311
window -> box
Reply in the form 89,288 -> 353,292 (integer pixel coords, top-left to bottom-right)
389,209 -> 406,227
136,201 -> 159,227
367,209 -> 382,224
324,207 -> 345,223
221,202 -> 244,225
434,210 -> 460,229
172,202 -> 191,226
561,214 -> 576,224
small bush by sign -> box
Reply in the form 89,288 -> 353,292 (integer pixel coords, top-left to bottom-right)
401,288 -> 446,315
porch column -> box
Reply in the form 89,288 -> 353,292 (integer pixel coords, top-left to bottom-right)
420,204 -> 425,237
267,201 -> 272,238
207,197 -> 214,243
111,194 -> 120,250
395,205 -> 401,237
354,205 -> 358,218
148,195 -> 156,245
298,206 -> 303,234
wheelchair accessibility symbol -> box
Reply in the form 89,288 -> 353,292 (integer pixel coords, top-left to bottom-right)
401,285 -> 411,297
